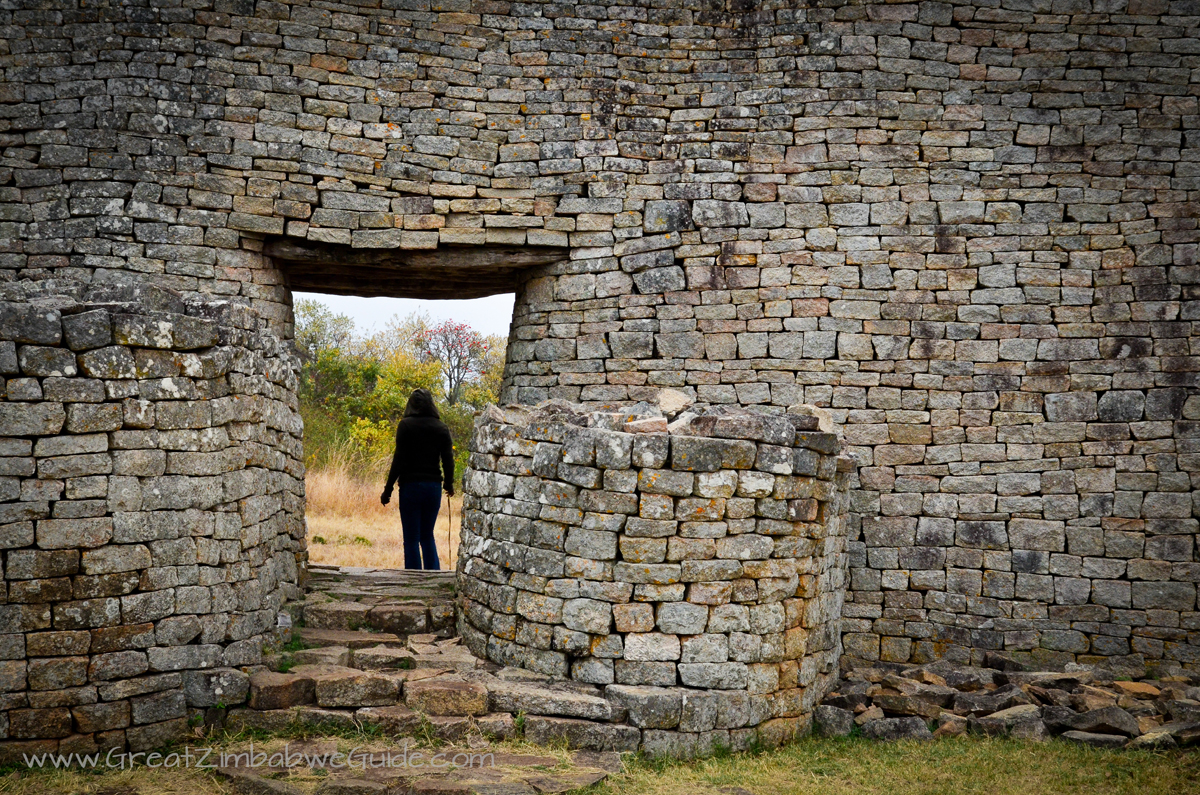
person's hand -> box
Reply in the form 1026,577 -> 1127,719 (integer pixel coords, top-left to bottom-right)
380,489 -> 391,505
444,485 -> 454,498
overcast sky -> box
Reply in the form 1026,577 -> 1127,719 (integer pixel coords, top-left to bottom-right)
294,292 -> 517,339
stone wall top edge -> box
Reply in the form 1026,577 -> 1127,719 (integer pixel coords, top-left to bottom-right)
474,399 -> 846,455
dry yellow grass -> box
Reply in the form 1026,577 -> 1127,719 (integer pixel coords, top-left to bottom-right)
592,736 -> 1200,795
304,466 -> 461,571
0,734 -> 576,795
2,734 -> 1195,795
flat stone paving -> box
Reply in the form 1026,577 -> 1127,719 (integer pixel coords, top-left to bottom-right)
301,564 -> 459,638
217,738 -> 620,795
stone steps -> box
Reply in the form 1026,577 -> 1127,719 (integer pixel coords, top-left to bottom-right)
297,628 -> 407,649
302,565 -> 457,638
254,565 -> 811,758
249,617 -> 653,753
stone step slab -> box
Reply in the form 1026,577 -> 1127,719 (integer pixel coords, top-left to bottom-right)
295,646 -> 352,667
409,633 -> 441,645
299,628 -> 406,649
249,671 -> 316,711
213,734 -> 617,795
426,715 -> 472,742
369,604 -> 431,635
413,651 -> 481,672
487,680 -> 613,721
429,603 -> 456,629
306,601 -> 374,631
522,716 -> 641,752
355,704 -> 423,734
405,678 -> 489,716
355,646 -> 418,670
290,664 -> 400,708
226,708 -> 302,734
568,751 -> 623,774
476,712 -> 517,739
226,707 -> 356,734
294,706 -> 362,731
604,685 -> 680,729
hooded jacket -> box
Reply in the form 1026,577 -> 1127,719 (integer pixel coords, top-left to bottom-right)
384,388 -> 455,493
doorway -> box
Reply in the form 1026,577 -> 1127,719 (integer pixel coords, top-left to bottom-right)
273,239 -> 564,572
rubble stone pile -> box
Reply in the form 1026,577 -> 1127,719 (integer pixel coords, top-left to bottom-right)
816,654 -> 1200,750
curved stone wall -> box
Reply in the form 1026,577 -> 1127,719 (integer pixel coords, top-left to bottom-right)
457,400 -> 853,747
0,281 -> 303,754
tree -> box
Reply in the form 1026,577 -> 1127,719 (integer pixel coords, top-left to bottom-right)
294,299 -> 356,363
412,321 -> 491,405
293,303 -> 504,484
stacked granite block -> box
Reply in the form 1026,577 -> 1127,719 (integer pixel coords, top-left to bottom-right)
3,0 -> 1199,673
0,281 -> 303,757
840,381 -> 1200,672
457,400 -> 853,749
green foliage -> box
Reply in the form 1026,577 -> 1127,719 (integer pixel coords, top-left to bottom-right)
294,302 -> 505,484
282,637 -> 312,654
295,299 -> 356,361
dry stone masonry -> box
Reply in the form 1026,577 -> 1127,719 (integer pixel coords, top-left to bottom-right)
0,280 -> 304,755
2,0 -> 1200,745
457,400 -> 854,750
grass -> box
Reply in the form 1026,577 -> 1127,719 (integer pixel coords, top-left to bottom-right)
0,735 -> 1194,795
304,463 -> 461,571
592,736 -> 1200,795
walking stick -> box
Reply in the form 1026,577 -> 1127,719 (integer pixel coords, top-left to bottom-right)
445,491 -> 453,571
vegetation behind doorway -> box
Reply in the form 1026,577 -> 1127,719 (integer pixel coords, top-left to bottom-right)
295,298 -> 504,570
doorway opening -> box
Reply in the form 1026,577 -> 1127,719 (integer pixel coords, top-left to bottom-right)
273,240 -> 563,573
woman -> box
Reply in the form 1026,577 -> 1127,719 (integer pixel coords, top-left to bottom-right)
380,388 -> 455,570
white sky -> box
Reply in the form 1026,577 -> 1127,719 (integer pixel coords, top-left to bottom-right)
294,292 -> 517,339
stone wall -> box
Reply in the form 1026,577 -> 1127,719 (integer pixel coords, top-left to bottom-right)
1,0 -> 1198,676
0,281 -> 303,754
457,400 -> 853,750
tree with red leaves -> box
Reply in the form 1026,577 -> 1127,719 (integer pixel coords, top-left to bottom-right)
412,320 -> 490,405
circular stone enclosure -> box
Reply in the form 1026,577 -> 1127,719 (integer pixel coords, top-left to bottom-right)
457,401 -> 853,742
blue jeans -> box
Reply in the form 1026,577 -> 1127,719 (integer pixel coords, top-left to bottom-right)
398,481 -> 442,570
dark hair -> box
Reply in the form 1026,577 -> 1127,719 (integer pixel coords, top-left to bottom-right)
403,388 -> 440,419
